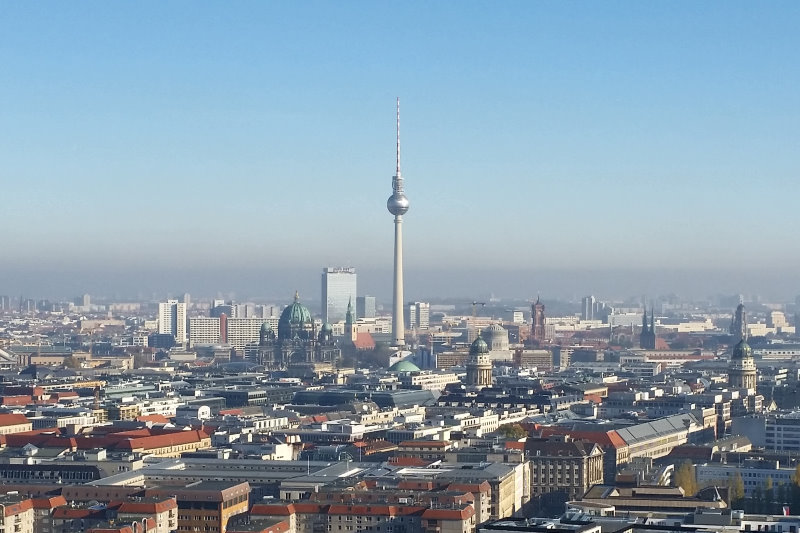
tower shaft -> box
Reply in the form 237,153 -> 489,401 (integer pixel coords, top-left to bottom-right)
392,216 -> 405,346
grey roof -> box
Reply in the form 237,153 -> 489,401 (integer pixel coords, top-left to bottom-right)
615,413 -> 699,445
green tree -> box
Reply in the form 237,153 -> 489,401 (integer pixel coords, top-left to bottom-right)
674,461 -> 697,496
496,423 -> 528,440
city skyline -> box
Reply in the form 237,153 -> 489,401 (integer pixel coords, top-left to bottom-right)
2,3 -> 800,299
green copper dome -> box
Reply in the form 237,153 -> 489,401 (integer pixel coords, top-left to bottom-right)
731,339 -> 752,360
389,359 -> 421,372
278,292 -> 313,340
470,334 -> 489,356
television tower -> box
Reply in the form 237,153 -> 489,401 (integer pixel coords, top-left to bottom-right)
387,98 -> 409,347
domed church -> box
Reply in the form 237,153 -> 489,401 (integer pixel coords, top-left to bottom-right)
256,292 -> 340,372
728,301 -> 757,390
728,337 -> 757,390
466,334 -> 493,389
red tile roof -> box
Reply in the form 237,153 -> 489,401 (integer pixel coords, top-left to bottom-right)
135,415 -> 171,424
2,499 -> 32,517
0,414 -> 31,427
32,496 -> 68,509
422,507 -> 474,520
353,332 -> 376,350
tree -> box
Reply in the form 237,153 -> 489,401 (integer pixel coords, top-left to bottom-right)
674,461 -> 697,496
496,423 -> 528,440
728,473 -> 745,507
765,476 -> 775,515
753,485 -> 765,514
778,483 -> 788,513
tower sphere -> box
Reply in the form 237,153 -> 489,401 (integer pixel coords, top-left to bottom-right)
387,193 -> 409,216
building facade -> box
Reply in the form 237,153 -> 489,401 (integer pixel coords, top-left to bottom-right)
321,267 -> 357,324
158,300 -> 187,344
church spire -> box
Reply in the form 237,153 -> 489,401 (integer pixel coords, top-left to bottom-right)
345,297 -> 354,325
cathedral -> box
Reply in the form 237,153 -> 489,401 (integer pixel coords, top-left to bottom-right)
255,292 -> 340,373
639,308 -> 656,349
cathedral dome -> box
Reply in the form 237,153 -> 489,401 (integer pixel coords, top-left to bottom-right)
278,292 -> 313,340
731,339 -> 752,360
318,322 -> 333,342
469,335 -> 489,356
388,359 -> 420,372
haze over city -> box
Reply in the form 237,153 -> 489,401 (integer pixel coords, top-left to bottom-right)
2,2 -> 800,300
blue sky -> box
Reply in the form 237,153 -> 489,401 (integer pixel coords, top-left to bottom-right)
1,2 -> 799,300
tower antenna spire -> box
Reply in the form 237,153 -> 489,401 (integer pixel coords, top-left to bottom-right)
396,97 -> 401,177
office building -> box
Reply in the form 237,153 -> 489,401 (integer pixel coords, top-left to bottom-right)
407,301 -> 430,330
321,267 -> 357,323
765,413 -> 800,451
356,295 -> 377,319
158,300 -> 187,343
525,437 -> 604,508
0,295 -> 9,311
581,296 -> 596,321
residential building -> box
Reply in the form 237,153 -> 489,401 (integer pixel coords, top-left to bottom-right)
117,497 -> 178,533
158,300 -> 187,344
0,493 -> 34,533
145,481 -> 249,533
407,302 -> 431,330
0,413 -> 33,434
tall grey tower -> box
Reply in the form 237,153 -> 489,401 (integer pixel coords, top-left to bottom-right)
387,98 -> 409,347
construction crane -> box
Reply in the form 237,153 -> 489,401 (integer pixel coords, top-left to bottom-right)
471,301 -> 486,317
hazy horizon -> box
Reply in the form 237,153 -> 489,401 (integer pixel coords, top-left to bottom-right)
2,265 -> 798,306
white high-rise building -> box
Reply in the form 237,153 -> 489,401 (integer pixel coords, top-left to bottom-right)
321,267 -> 357,323
158,299 -> 187,343
407,301 -> 430,330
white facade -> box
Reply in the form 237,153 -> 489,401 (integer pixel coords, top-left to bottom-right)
189,317 -> 277,352
766,413 -> 800,451
158,300 -> 187,343
189,317 -> 221,346
228,318 -> 271,352
407,301 -> 430,330
695,461 -> 793,497
322,267 -> 357,323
